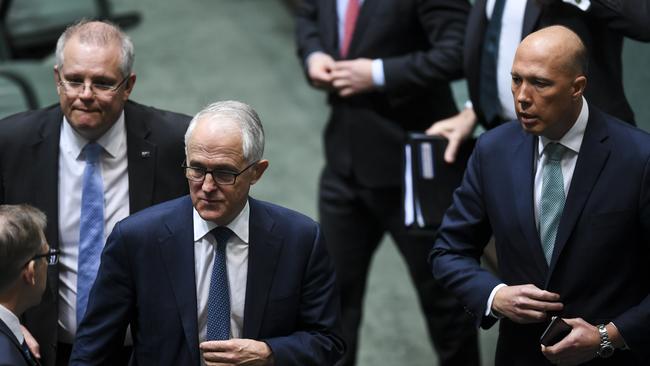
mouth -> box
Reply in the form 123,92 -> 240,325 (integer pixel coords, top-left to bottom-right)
518,112 -> 538,126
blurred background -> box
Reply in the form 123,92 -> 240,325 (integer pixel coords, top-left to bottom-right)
1,0 -> 648,364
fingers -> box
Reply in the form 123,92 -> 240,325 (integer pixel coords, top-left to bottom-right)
444,136 -> 460,164
493,284 -> 563,323
307,52 -> 335,88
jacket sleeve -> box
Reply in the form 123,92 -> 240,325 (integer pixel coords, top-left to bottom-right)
383,0 -> 471,94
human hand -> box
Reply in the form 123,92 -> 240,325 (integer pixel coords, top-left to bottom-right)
307,52 -> 336,90
541,318 -> 600,365
20,325 -> 40,360
200,338 -> 274,366
331,58 -> 374,97
492,284 -> 563,323
426,107 -> 477,163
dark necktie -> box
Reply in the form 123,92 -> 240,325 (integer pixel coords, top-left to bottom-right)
206,226 -> 233,340
21,341 -> 38,366
77,142 -> 105,325
340,0 -> 360,58
479,0 -> 506,127
539,143 -> 567,265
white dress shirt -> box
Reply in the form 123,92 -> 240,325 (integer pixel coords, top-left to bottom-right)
194,201 -> 249,354
0,304 -> 24,344
57,112 -> 130,343
485,98 -> 589,317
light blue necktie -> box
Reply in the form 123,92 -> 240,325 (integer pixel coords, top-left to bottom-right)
206,226 -> 233,340
77,142 -> 105,325
539,143 -> 567,265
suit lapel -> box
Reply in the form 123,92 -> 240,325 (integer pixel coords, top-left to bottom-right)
242,198 -> 282,339
158,196 -> 200,366
513,132 -> 549,274
125,101 -> 157,214
345,0 -> 380,58
0,318 -> 35,365
522,0 -> 542,38
29,108 -> 63,250
547,110 -> 610,275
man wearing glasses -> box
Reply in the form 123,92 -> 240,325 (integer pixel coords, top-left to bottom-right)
0,20 -> 190,366
0,204 -> 58,366
71,100 -> 345,366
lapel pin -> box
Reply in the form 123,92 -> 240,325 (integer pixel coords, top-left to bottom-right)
141,151 -> 151,158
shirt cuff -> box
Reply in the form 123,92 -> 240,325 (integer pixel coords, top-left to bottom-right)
485,283 -> 507,318
464,100 -> 473,110
562,0 -> 590,11
371,59 -> 385,87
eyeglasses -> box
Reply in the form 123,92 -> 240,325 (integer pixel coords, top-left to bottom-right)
27,248 -> 61,266
57,71 -> 129,97
181,161 -> 258,185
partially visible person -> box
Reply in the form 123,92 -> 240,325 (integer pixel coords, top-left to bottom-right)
0,20 -> 190,366
0,204 -> 56,366
431,26 -> 650,365
427,0 -> 650,164
70,101 -> 345,366
295,1 -> 480,364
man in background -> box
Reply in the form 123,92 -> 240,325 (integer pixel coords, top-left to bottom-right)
295,1 -> 479,364
0,204 -> 54,366
0,20 -> 190,365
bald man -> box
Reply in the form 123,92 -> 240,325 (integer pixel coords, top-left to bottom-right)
430,26 -> 650,365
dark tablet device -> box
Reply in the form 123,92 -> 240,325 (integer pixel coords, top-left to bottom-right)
540,316 -> 572,346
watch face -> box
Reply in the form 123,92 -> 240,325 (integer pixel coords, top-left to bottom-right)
598,344 -> 615,358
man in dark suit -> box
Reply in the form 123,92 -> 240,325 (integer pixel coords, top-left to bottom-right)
70,100 -> 345,366
431,26 -> 650,365
295,1 -> 479,364
0,204 -> 55,366
0,20 -> 189,366
427,0 -> 650,164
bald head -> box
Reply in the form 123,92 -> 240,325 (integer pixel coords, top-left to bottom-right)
510,25 -> 588,140
519,25 -> 588,78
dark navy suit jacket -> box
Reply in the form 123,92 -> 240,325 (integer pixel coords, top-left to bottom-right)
70,196 -> 345,366
0,319 -> 33,366
431,107 -> 650,365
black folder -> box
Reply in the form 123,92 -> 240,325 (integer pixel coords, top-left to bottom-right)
403,133 -> 475,235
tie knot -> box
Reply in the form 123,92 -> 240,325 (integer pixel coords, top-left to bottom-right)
545,143 -> 567,162
83,142 -> 103,163
211,226 -> 233,246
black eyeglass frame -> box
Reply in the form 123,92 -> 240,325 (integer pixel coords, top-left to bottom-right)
181,161 -> 259,185
57,70 -> 129,96
26,248 -> 61,267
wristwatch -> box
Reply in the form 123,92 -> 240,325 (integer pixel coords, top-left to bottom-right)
596,324 -> 615,358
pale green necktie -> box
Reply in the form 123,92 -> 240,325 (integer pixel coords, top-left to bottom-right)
539,143 -> 568,265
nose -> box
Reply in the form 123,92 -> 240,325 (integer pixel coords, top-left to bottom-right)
515,82 -> 531,109
78,83 -> 94,100
201,172 -> 218,193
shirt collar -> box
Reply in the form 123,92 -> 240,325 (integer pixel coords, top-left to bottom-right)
0,304 -> 23,344
193,200 -> 250,244
538,96 -> 589,157
60,111 -> 126,159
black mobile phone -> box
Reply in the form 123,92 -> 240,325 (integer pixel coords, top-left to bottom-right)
540,316 -> 572,346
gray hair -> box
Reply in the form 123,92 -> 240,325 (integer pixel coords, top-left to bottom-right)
0,205 -> 47,292
184,101 -> 265,163
55,19 -> 135,77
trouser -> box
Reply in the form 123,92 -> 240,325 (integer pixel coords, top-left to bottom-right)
319,167 -> 480,366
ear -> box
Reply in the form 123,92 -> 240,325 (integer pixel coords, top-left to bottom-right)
21,261 -> 37,286
54,65 -> 62,95
571,75 -> 586,100
121,73 -> 137,101
249,160 -> 269,185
